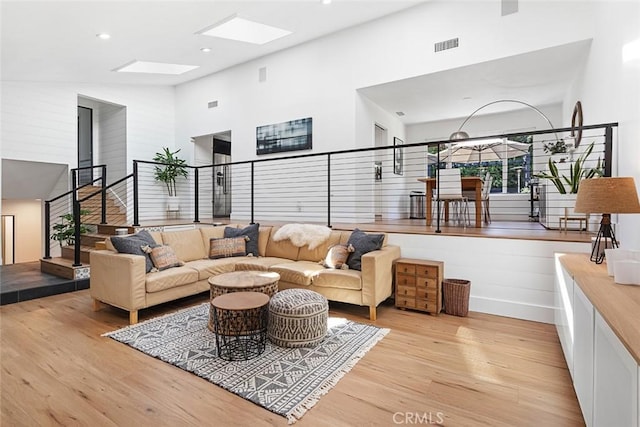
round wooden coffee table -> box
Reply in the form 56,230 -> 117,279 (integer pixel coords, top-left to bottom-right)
211,291 -> 270,361
207,271 -> 280,331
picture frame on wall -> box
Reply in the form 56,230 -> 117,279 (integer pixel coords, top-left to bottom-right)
393,137 -> 403,175
256,117 -> 312,155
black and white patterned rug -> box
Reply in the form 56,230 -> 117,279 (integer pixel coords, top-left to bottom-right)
103,303 -> 389,424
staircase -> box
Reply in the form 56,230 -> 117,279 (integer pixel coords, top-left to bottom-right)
40,186 -> 131,280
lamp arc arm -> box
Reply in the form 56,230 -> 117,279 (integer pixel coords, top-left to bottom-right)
455,99 -> 560,142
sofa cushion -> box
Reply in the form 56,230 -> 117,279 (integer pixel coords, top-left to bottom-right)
346,228 -> 384,271
257,226 -> 272,257
234,257 -> 292,272
110,230 -> 158,273
185,258 -> 250,281
145,266 -> 199,293
161,229 -> 207,262
298,230 -> 342,262
265,226 -> 300,260
224,224 -> 259,256
314,269 -> 363,290
209,236 -> 247,259
143,245 -> 183,271
269,261 -> 325,286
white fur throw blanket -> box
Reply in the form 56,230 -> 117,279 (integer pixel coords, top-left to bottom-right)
272,224 -> 332,250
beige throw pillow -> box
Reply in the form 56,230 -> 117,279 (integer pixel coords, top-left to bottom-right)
209,236 -> 248,259
142,245 -> 183,272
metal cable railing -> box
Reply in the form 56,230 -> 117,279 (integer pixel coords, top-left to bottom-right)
45,123 -> 617,266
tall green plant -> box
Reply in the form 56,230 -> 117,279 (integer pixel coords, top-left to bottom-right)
536,142 -> 602,194
153,147 -> 188,197
51,210 -> 90,247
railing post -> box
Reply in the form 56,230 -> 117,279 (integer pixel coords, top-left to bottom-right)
436,143 -> 442,234
44,201 -> 51,259
133,160 -> 140,226
73,200 -> 82,267
194,168 -> 200,223
604,125 -> 613,177
250,162 -> 255,225
100,165 -> 107,224
327,153 -> 332,228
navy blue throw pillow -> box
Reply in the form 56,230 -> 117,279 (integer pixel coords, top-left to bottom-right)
224,223 -> 259,256
346,228 -> 384,271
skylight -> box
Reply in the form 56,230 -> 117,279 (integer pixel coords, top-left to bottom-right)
114,60 -> 199,75
197,15 -> 291,45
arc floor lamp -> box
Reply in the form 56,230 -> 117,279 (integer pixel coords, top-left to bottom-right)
449,99 -> 561,143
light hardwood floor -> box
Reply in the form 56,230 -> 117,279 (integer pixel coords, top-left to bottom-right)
0,290 -> 585,426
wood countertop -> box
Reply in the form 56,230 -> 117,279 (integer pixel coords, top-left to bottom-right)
559,253 -> 640,364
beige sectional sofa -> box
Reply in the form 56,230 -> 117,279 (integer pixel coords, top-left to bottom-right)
90,224 -> 401,324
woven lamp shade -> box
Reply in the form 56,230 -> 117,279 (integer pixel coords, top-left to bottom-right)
574,177 -> 640,214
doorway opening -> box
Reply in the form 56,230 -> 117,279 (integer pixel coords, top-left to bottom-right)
374,124 -> 387,219
192,131 -> 232,219
77,106 -> 93,185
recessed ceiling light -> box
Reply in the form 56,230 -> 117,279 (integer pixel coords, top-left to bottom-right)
200,47 -> 212,53
114,60 -> 199,75
322,0 -> 332,4
96,33 -> 111,40
197,15 -> 291,45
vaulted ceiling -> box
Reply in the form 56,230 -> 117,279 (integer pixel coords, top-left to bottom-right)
1,1 -> 423,86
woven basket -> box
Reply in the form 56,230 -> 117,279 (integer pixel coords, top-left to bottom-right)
442,278 -> 471,317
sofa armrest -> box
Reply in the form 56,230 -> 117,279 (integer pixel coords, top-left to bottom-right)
90,250 -> 147,312
360,245 -> 401,312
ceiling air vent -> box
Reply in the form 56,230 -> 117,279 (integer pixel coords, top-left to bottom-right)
208,100 -> 218,109
435,38 -> 459,53
396,111 -> 405,117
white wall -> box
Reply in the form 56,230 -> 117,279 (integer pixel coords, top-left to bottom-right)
388,232 -> 590,323
1,82 -> 176,223
1,199 -> 42,263
568,0 -> 640,249
174,1 -> 598,221
1,82 -> 175,184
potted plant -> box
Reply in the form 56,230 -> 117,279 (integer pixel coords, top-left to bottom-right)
536,142 -> 602,194
51,209 -> 90,248
153,147 -> 188,212
536,142 -> 602,229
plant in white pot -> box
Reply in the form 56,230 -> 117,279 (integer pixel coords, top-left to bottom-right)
153,147 -> 188,213
535,142 -> 602,229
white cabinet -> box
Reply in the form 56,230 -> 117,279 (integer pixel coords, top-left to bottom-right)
555,254 -> 640,427
555,253 -> 574,376
573,284 -> 594,427
593,313 -> 638,427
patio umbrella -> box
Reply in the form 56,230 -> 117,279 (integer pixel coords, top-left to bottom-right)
438,138 -> 530,164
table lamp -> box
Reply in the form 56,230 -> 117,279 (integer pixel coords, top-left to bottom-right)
574,177 -> 640,264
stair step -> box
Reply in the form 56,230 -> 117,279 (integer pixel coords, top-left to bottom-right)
40,258 -> 90,280
97,224 -> 135,235
80,233 -> 110,247
61,245 -> 96,264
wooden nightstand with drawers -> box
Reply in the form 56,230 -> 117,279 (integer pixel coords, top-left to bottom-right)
394,258 -> 444,315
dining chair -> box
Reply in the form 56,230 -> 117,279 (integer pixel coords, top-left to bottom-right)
435,168 -> 470,226
481,172 -> 493,224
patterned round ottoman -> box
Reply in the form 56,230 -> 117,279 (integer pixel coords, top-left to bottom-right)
268,289 -> 328,348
